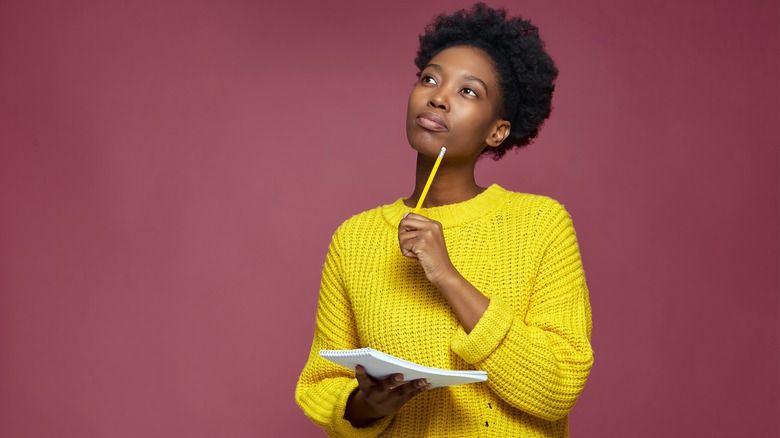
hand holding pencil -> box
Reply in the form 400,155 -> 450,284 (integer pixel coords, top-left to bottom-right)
399,146 -> 456,283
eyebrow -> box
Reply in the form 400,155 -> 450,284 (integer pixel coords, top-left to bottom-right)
424,63 -> 489,94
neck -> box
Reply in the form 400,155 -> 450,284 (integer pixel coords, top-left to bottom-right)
405,152 -> 485,208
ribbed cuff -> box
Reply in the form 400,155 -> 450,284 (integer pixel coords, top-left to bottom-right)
328,380 -> 395,438
451,297 -> 514,364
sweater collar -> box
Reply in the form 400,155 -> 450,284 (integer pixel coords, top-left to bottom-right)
381,184 -> 510,229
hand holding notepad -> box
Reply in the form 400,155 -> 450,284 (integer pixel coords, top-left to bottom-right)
319,348 -> 487,389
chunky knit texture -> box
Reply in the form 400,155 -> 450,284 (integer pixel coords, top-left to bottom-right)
296,185 -> 593,437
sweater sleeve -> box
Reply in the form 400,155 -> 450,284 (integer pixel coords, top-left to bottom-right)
450,203 -> 594,421
295,229 -> 395,437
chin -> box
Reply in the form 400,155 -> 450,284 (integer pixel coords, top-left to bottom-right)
407,135 -> 439,157
407,127 -> 443,157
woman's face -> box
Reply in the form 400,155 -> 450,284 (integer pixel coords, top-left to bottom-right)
406,45 -> 509,162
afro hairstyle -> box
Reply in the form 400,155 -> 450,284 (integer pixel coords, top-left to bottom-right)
415,3 -> 558,160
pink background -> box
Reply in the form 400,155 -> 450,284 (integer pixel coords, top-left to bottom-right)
1,0 -> 777,436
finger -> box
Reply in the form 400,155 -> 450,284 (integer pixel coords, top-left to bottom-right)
393,379 -> 430,399
398,230 -> 419,244
354,365 -> 376,390
398,226 -> 420,237
398,237 -> 420,258
400,224 -> 440,242
400,248 -> 418,259
399,219 -> 424,232
399,233 -> 428,251
401,215 -> 438,228
398,232 -> 420,247
378,373 -> 404,392
403,212 -> 429,221
399,215 -> 437,231
398,220 -> 417,233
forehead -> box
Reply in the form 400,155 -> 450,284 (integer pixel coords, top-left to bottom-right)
427,45 -> 499,87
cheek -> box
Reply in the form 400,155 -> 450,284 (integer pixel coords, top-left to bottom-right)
407,86 -> 427,107
405,96 -> 418,132
454,107 -> 494,139
406,89 -> 422,122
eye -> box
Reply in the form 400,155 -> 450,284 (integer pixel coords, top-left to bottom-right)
421,75 -> 437,85
462,88 -> 477,97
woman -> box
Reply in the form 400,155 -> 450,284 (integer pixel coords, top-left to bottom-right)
296,4 -> 593,437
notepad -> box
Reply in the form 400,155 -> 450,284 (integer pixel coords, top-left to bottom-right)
319,348 -> 487,389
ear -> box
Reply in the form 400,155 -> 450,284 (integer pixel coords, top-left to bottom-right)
485,119 -> 511,148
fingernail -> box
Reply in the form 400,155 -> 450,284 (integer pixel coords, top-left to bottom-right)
394,375 -> 403,382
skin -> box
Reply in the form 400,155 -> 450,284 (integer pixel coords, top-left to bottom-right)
344,45 -> 511,428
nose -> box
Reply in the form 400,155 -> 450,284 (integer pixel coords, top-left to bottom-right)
428,89 -> 448,111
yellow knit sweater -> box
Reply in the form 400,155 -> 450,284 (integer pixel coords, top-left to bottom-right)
296,185 -> 593,437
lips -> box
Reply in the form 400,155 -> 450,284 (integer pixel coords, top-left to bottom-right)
416,112 -> 448,131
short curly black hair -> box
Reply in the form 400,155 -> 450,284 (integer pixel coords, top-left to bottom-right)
415,3 -> 558,160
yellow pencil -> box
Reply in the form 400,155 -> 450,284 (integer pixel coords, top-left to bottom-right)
414,147 -> 446,214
